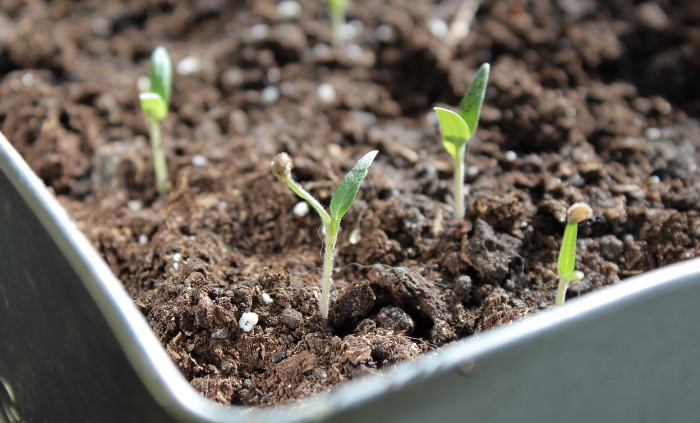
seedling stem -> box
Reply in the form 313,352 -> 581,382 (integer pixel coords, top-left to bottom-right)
434,63 -> 490,220
556,203 -> 593,306
273,150 -> 377,319
139,46 -> 172,196
149,119 -> 168,197
453,144 -> 466,220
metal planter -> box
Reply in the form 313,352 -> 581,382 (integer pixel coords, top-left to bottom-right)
1,131 -> 699,423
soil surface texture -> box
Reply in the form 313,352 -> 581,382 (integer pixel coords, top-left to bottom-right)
1,0 -> 699,407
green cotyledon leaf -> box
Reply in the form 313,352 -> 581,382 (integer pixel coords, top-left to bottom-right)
557,221 -> 578,277
434,107 -> 471,158
458,63 -> 490,135
148,47 -> 172,107
329,150 -> 378,222
139,92 -> 167,121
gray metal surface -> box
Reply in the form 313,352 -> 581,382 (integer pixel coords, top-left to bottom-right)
1,131 -> 699,422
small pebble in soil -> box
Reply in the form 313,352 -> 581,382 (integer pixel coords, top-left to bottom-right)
211,327 -> 229,339
375,25 -> 394,42
276,0 -> 302,21
644,127 -> 662,140
293,201 -> 309,217
653,97 -> 672,115
348,228 -> 362,245
599,235 -> 624,261
138,234 -> 148,245
428,19 -> 449,38
340,21 -> 361,40
316,83 -> 336,104
345,44 -> 364,62
21,73 -> 35,87
250,24 -> 270,41
220,362 -> 235,374
222,68 -> 244,88
569,174 -> 585,187
310,43 -> 333,61
279,308 -> 303,329
261,86 -> 280,105
176,56 -> 202,76
172,253 -> 182,270
239,312 -> 259,333
453,275 -> 473,301
91,17 -> 111,36
376,306 -> 414,334
280,82 -> 295,96
505,150 -> 518,162
267,68 -> 281,83
261,292 -> 273,305
637,2 -> 669,30
466,165 -> 479,177
191,154 -> 208,167
127,200 -> 143,212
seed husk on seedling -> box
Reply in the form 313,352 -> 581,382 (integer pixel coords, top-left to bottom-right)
434,63 -> 490,220
328,0 -> 349,46
556,202 -> 593,306
272,150 -> 378,320
139,46 -> 172,196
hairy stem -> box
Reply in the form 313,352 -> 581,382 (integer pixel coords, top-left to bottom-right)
454,146 -> 466,220
319,222 -> 339,319
150,119 -> 168,196
555,278 -> 569,306
285,179 -> 331,227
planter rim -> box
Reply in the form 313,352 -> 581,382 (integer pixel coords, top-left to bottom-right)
1,130 -> 698,423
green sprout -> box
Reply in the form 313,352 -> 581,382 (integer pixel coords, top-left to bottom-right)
556,202 -> 593,306
139,47 -> 173,196
434,63 -> 490,220
273,150 -> 378,320
328,0 -> 349,47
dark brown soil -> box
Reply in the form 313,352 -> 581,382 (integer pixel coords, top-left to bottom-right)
1,0 -> 699,407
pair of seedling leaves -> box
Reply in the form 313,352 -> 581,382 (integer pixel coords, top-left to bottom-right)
286,63 -> 491,222
434,63 -> 490,160
274,150 -> 377,230
139,47 -> 172,122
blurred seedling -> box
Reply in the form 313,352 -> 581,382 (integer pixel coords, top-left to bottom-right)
328,0 -> 349,46
434,63 -> 489,220
272,150 -> 378,319
139,47 -> 172,196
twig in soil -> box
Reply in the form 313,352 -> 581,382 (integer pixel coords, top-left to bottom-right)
444,0 -> 481,51
556,203 -> 593,306
272,150 -> 378,319
139,47 -> 173,196
434,63 -> 490,220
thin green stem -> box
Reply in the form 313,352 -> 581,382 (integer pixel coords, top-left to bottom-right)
150,119 -> 168,196
331,11 -> 344,47
319,221 -> 339,319
556,272 -> 584,306
556,277 -> 569,306
285,179 -> 332,227
454,146 -> 466,220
